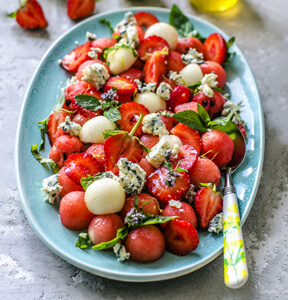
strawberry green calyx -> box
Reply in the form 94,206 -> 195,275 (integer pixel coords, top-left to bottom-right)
8,0 -> 28,18
198,182 -> 218,193
129,112 -> 143,136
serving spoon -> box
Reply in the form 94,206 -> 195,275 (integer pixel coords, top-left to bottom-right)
222,128 -> 248,289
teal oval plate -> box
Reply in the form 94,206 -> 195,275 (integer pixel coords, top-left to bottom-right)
15,7 -> 264,282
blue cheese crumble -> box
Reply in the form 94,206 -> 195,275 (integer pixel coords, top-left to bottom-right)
59,116 -> 82,137
88,47 -> 102,59
66,76 -> 78,86
86,31 -> 97,42
198,73 -> 218,98
42,174 -> 62,205
222,100 -> 246,127
181,48 -> 204,65
142,113 -> 169,136
208,212 -> 223,234
156,82 -> 172,101
81,63 -> 110,90
113,243 -> 130,262
135,81 -> 157,93
119,24 -> 139,48
117,158 -> 146,194
146,138 -> 171,168
114,11 -> 136,31
169,71 -> 185,86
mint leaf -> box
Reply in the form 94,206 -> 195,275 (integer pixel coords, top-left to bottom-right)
75,94 -> 101,111
223,36 -> 236,64
92,227 -> 129,250
173,110 -> 207,132
37,117 -> 49,151
80,172 -> 116,191
99,19 -> 114,34
137,215 -> 178,227
188,29 -> 206,43
197,103 -> 211,126
104,107 -> 121,121
164,162 -> 174,171
209,120 -> 239,135
169,4 -> 194,38
76,233 -> 90,249
31,144 -> 59,173
53,91 -> 65,112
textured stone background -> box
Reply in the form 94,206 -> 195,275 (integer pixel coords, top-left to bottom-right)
1,0 -> 288,299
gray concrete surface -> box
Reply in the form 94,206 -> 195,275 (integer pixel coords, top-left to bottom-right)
1,0 -> 288,299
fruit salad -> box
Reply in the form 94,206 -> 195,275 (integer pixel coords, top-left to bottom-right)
32,4 -> 246,264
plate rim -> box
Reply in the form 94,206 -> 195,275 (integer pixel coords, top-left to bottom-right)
15,6 -> 265,282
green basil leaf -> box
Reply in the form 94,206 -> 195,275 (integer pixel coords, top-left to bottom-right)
53,91 -> 65,112
75,94 -> 101,111
80,172 -> 117,191
226,36 -> 235,50
75,233 -> 90,249
92,227 -> 129,250
31,144 -> 60,173
138,215 -> 178,227
173,110 -> 207,132
169,4 -> 194,38
37,117 -> 49,151
99,18 -> 114,34
135,136 -> 150,154
187,81 -> 201,91
188,29 -> 206,43
197,103 -> 211,126
164,162 -> 174,171
223,36 -> 236,64
213,86 -> 223,93
104,107 -> 121,121
102,129 -> 126,140
210,120 -> 239,135
134,194 -> 139,208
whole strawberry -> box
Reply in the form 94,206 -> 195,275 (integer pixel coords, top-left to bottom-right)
9,0 -> 48,29
67,0 -> 96,20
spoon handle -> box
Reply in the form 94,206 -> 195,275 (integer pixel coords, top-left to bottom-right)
223,172 -> 248,289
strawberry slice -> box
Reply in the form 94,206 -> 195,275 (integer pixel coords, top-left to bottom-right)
104,133 -> 143,174
103,76 -> 138,102
64,81 -> 102,118
91,38 -> 117,50
189,157 -> 221,190
120,68 -> 144,80
171,123 -> 202,154
134,12 -> 159,29
137,36 -> 169,61
163,219 -> 199,256
166,51 -> 186,73
118,102 -> 150,136
169,145 -> 198,171
204,33 -> 227,65
62,42 -> 91,72
47,111 -> 69,146
67,0 -> 95,20
146,166 -> 190,208
9,0 -> 48,29
194,185 -> 223,229
143,51 -> 168,84
175,37 -> 204,55
64,153 -> 101,185
76,60 -> 110,81
167,85 -> 191,111
199,61 -> 226,89
85,143 -> 105,171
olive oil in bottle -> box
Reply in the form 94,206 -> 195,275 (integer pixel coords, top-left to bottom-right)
190,0 -> 239,12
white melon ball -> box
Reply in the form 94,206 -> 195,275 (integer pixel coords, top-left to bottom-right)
179,63 -> 203,87
145,22 -> 178,50
106,47 -> 138,75
134,92 -> 166,113
85,178 -> 125,214
80,116 -> 116,144
160,135 -> 183,148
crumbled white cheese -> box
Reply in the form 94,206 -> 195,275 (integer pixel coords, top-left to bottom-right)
119,24 -> 139,48
156,82 -> 172,101
181,48 -> 204,65
81,63 -> 110,90
86,31 -> 97,42
222,100 -> 246,127
117,158 -> 146,194
169,71 -> 185,86
58,59 -> 62,65
113,243 -> 130,262
42,174 -> 62,205
198,73 -> 218,98
66,76 -> 78,86
169,200 -> 182,209
146,138 -> 171,168
223,93 -> 230,101
185,184 -> 196,204
142,113 -> 169,136
88,47 -> 102,59
114,11 -> 136,31
140,82 -> 157,93
208,212 -> 223,234
74,40 -> 79,45
171,143 -> 180,157
59,116 -> 82,137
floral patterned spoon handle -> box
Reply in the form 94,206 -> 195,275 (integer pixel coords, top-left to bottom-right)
223,168 -> 249,288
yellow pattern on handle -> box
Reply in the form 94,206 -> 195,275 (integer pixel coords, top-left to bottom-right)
223,194 -> 248,288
